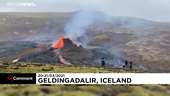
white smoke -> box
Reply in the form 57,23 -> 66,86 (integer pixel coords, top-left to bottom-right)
64,9 -> 112,43
63,9 -> 150,44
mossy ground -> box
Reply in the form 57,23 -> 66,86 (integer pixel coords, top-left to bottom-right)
0,62 -> 138,73
0,85 -> 169,96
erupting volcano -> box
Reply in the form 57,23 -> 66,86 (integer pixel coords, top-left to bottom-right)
11,35 -> 136,69
51,36 -> 65,49
51,36 -> 80,50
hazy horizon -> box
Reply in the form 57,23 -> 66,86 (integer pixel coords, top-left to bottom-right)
0,0 -> 170,22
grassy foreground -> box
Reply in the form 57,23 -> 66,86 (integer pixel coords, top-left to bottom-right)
0,62 -> 139,73
0,84 -> 170,96
0,62 -> 169,96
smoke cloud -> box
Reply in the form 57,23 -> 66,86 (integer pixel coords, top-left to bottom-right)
64,9 -> 111,43
63,8 -> 151,44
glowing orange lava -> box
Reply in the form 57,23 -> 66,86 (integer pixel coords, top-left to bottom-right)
51,36 -> 64,49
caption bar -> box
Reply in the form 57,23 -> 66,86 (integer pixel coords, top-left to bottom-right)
1,73 -> 170,84
37,73 -> 170,84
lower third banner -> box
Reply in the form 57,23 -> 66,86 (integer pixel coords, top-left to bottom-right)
36,73 -> 170,84
1,73 -> 170,84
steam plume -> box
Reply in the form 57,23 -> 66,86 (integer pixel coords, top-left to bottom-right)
64,9 -> 111,44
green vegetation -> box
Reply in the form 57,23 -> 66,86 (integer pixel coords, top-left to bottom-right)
118,86 -> 170,96
0,62 -> 138,73
0,85 -> 169,96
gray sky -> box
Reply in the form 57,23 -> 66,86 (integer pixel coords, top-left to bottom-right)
0,0 -> 170,22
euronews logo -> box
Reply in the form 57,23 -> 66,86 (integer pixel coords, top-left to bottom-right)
6,76 -> 33,81
6,2 -> 36,7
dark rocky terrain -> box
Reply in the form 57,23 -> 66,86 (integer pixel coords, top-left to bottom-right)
0,38 -> 127,69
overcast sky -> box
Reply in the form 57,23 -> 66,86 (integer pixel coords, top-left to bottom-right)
0,0 -> 170,22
